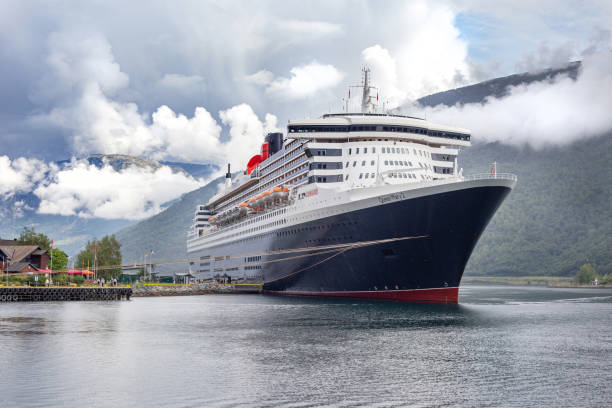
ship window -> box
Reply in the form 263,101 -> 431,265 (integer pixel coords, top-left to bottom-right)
371,160 -> 375,165
361,161 -> 366,166
384,160 -> 388,165
371,173 -> 375,178
364,147 -> 368,153
353,161 -> 357,167
348,148 -> 352,155
409,161 -> 413,166
345,174 -> 349,181
372,147 -> 376,153
413,149 -> 417,154
401,148 -> 406,154
365,173 -> 369,179
395,161 -> 399,165
359,173 -> 363,179
356,148 -> 360,154
346,162 -> 349,167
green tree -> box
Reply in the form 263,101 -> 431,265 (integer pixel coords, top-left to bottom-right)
76,235 -> 122,279
17,227 -> 51,250
49,248 -> 68,271
574,263 -> 598,284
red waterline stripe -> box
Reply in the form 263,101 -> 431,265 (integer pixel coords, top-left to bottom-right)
265,287 -> 459,304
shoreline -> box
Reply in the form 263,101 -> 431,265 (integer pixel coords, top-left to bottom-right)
462,276 -> 610,289
131,283 -> 262,297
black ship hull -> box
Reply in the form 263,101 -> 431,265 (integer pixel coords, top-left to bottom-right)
190,181 -> 512,303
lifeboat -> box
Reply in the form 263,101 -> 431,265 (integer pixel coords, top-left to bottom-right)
271,186 -> 289,202
254,192 -> 266,208
262,190 -> 273,205
238,202 -> 248,216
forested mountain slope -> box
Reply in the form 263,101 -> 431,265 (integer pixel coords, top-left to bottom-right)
460,134 -> 612,276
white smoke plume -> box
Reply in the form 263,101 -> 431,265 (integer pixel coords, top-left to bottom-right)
405,50 -> 612,147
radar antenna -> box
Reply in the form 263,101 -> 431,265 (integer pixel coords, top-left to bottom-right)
346,67 -> 379,113
361,67 -> 375,113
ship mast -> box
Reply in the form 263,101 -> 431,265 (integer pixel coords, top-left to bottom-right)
361,67 -> 377,113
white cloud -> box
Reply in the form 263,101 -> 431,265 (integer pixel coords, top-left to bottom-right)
244,70 -> 274,86
149,105 -> 223,163
361,45 -> 407,109
276,19 -> 343,39
31,31 -> 279,167
34,160 -> 205,220
359,2 -> 472,104
265,61 -> 344,99
31,31 -> 128,104
219,104 -> 278,171
157,73 -> 206,95
0,156 -> 52,198
409,50 -> 612,147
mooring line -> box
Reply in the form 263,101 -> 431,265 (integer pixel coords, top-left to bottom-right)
93,235 -> 429,271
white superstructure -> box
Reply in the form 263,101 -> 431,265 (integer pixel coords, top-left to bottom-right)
187,110 -> 474,256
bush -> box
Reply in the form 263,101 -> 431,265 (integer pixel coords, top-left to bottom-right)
72,275 -> 85,285
574,263 -> 599,284
4,275 -> 27,285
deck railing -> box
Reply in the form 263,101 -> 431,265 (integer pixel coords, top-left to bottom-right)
463,173 -> 517,182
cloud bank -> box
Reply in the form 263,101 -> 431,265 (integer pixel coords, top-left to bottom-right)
31,31 -> 280,171
1,155 -> 209,220
407,50 -> 612,147
35,159 -> 205,220
248,61 -> 345,100
0,156 -> 53,198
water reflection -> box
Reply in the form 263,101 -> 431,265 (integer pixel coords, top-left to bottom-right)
0,287 -> 611,407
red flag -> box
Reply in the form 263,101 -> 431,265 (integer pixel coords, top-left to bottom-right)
377,93 -> 379,101
50,239 -> 53,249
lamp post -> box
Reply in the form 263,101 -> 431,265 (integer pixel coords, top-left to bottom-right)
149,250 -> 155,282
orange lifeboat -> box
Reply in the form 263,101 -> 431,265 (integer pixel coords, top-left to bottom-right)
262,190 -> 272,204
272,186 -> 289,201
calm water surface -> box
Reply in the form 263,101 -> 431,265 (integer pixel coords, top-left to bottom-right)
1,285 -> 611,407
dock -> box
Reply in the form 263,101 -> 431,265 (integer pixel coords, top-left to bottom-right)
0,286 -> 132,302
131,282 -> 262,297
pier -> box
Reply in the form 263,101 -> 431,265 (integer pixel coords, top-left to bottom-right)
0,286 -> 132,302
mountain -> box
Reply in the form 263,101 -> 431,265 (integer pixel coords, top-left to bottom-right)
115,63 -> 611,277
0,155 -> 215,256
114,177 -> 224,274
459,134 -> 612,276
416,61 -> 580,108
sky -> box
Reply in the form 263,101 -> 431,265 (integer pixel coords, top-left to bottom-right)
1,0 -> 611,221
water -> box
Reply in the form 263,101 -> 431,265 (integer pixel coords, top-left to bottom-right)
1,285 -> 611,407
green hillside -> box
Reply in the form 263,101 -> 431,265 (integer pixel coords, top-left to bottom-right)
115,177 -> 223,274
461,133 -> 612,276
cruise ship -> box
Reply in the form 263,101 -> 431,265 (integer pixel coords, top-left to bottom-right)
187,69 -> 516,303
